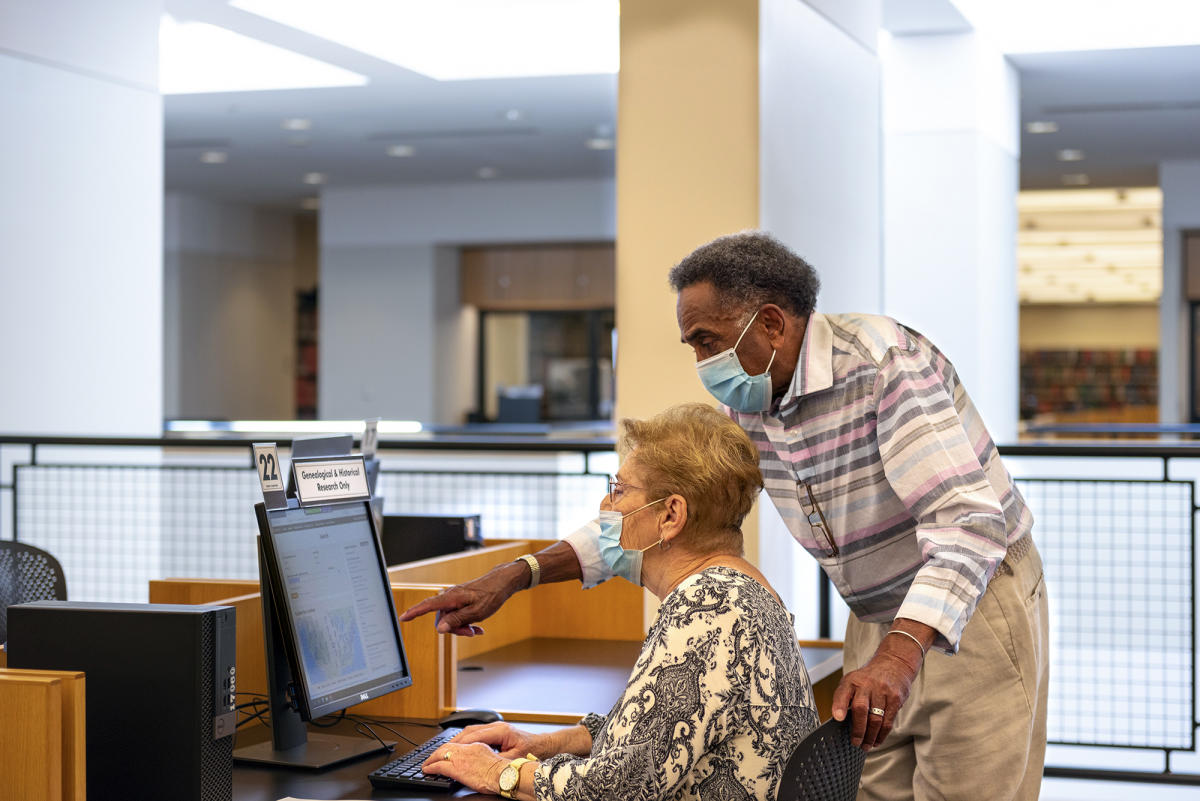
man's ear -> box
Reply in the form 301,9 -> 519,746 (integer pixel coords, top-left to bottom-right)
659,495 -> 689,545
759,304 -> 790,349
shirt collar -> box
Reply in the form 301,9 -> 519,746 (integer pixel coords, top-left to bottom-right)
778,312 -> 833,407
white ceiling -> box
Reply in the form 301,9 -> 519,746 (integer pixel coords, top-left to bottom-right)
163,1 -> 1200,208
163,0 -> 616,207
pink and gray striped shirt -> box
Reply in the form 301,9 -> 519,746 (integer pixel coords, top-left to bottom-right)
565,312 -> 1032,653
728,312 -> 1033,653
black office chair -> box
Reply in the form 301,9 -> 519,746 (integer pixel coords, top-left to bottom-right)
0,541 -> 67,644
776,716 -> 866,801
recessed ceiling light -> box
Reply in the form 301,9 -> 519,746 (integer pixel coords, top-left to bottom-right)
303,172 -> 326,185
386,144 -> 415,158
300,197 -> 320,210
1062,174 -> 1090,186
282,118 -> 312,131
477,166 -> 498,180
1025,121 -> 1059,134
200,151 -> 228,164
1057,149 -> 1085,162
585,137 -> 615,150
503,109 -> 523,121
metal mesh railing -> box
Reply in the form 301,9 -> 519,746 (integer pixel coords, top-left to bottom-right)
1017,478 -> 1194,751
13,464 -> 607,603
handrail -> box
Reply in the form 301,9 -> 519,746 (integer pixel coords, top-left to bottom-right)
0,433 -> 618,453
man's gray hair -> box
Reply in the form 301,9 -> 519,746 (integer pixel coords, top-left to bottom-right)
668,231 -> 820,319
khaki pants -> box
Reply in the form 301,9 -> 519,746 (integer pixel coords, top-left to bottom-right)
844,544 -> 1049,801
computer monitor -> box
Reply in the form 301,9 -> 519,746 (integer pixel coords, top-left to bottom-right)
234,497 -> 412,769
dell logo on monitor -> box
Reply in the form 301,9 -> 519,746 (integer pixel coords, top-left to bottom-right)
360,692 -> 370,701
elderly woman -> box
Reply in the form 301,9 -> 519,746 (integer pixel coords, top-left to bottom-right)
422,402 -> 818,800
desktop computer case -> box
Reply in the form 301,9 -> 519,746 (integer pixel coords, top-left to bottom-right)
8,601 -> 237,801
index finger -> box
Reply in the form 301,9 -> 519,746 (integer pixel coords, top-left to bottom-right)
399,593 -> 460,622
831,675 -> 857,721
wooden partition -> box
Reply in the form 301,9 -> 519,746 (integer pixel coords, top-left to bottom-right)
0,668 -> 86,801
152,540 -> 648,722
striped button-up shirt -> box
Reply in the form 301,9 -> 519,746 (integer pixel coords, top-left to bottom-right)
729,312 -> 1032,653
567,312 -> 1033,654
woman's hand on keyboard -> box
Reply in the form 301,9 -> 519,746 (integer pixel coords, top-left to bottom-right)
451,722 -> 541,759
421,741 -> 506,794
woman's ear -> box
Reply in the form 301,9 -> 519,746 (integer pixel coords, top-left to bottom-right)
659,494 -> 688,546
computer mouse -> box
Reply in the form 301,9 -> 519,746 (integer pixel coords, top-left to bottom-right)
439,708 -> 503,728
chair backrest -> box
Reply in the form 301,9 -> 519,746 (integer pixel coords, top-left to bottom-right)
0,541 -> 68,643
776,716 -> 866,801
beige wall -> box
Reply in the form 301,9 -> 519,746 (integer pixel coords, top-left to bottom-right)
1020,304 -> 1159,350
617,1 -> 761,616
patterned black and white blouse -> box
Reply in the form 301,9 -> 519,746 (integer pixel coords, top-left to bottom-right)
533,566 -> 819,800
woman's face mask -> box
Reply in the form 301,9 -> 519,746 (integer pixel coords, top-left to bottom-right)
695,309 -> 777,413
596,498 -> 667,586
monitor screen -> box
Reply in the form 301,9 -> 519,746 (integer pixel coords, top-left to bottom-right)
258,500 -> 411,720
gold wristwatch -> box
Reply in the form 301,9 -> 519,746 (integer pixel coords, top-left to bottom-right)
516,553 -> 540,588
498,752 -> 537,798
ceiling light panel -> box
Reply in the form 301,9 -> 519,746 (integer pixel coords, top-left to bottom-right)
159,14 -> 368,94
229,0 -> 620,80
1017,187 -> 1163,305
953,0 -> 1200,53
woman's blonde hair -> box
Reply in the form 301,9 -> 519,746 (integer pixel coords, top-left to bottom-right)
618,402 -> 763,554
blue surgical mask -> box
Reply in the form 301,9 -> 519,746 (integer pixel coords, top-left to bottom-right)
696,309 -> 777,412
597,499 -> 667,586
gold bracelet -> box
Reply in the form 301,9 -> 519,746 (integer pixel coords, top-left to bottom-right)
886,628 -> 927,656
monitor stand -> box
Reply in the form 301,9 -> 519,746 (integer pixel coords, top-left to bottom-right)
232,538 -> 395,769
233,731 -> 391,770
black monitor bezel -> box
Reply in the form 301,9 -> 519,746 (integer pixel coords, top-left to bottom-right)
255,498 -> 412,721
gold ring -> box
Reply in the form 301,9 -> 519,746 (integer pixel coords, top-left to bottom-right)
443,750 -> 453,761
869,707 -> 885,717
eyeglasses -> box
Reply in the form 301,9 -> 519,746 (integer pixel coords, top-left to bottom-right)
798,480 -> 838,556
607,475 -> 644,502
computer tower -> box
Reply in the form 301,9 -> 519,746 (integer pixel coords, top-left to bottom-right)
380,513 -> 483,565
7,601 -> 237,801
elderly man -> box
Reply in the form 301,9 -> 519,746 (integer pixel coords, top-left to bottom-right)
402,232 -> 1048,801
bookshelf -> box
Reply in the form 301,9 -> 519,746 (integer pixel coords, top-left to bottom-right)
1019,349 -> 1157,418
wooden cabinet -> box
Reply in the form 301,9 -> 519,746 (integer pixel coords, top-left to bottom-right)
462,243 -> 615,310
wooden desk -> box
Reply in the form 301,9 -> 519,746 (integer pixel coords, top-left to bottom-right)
457,637 -> 642,723
233,719 -> 562,800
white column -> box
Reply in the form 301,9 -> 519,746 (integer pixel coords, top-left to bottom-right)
881,30 -> 1020,443
761,0 -> 883,314
163,194 -> 298,420
0,0 -> 163,435
1160,160 -> 1200,424
759,0 -> 883,639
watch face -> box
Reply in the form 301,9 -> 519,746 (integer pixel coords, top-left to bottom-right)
500,765 -> 519,792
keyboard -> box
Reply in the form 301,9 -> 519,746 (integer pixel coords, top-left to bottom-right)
368,726 -> 464,792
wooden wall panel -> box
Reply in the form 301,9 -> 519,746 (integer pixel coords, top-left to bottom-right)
0,675 -> 63,801
462,244 -> 615,310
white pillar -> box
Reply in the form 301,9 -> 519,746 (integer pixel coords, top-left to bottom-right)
758,0 -> 883,639
0,0 -> 163,435
1160,160 -> 1200,424
761,0 -> 883,314
881,30 -> 1020,443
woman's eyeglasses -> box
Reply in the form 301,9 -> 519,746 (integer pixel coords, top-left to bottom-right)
607,475 -> 644,501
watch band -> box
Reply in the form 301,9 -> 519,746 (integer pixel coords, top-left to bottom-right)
516,553 -> 541,589
498,753 -> 537,798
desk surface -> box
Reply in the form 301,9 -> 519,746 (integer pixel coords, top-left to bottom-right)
234,719 -> 564,801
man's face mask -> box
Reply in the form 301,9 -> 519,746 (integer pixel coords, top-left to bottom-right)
695,309 -> 776,412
